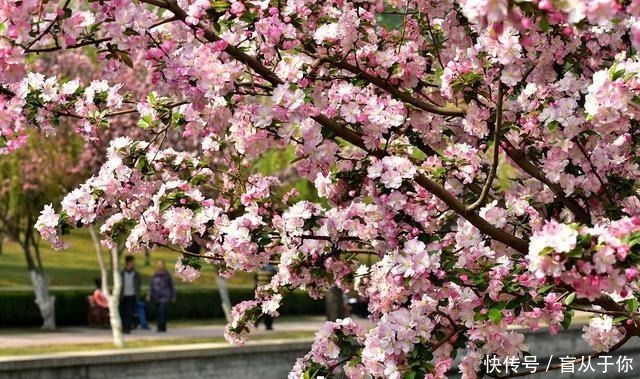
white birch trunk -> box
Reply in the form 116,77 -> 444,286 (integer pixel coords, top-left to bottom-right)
108,248 -> 124,347
89,227 -> 124,347
216,275 -> 232,322
29,270 -> 55,330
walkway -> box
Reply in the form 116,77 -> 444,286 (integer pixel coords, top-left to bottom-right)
0,316 -> 328,348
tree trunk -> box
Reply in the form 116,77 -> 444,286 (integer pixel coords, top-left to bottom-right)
29,270 -> 56,330
325,286 -> 345,321
109,246 -> 124,347
23,214 -> 56,330
216,275 -> 232,322
89,227 -> 124,347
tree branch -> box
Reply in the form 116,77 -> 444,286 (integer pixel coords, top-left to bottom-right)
25,37 -> 112,53
574,138 -> 615,205
326,58 -> 465,117
467,82 -> 503,212
504,144 -> 591,225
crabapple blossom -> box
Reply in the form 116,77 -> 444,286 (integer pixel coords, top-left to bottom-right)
9,0 -> 640,377
582,315 -> 626,352
175,258 -> 201,282
35,205 -> 69,250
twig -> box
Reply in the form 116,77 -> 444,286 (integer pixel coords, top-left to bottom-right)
25,37 -> 111,53
574,138 -> 615,205
467,82 -> 503,211
25,0 -> 71,50
503,140 -> 591,225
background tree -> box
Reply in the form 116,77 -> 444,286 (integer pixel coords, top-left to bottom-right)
0,133 -> 85,329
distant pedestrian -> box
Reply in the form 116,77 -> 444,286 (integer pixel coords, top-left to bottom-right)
88,278 -> 109,328
120,255 -> 141,334
92,278 -> 108,309
254,264 -> 277,330
147,260 -> 175,332
136,299 -> 150,330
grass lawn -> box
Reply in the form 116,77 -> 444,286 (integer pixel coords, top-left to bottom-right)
0,330 -> 314,356
0,229 -> 254,288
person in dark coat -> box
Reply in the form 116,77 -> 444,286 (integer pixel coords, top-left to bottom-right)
147,260 -> 175,332
120,255 -> 141,334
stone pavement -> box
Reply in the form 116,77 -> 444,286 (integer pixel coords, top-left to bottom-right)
0,316 -> 328,348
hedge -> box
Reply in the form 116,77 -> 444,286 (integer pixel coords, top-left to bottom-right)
0,287 -> 324,327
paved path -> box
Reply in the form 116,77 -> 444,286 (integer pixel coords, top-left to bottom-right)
0,317 -> 329,348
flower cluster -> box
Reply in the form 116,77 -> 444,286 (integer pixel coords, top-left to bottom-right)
289,318 -> 365,379
367,157 -> 417,190
528,218 -> 640,300
582,315 -> 626,352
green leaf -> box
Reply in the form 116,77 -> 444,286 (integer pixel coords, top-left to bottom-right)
137,119 -> 150,129
537,284 -> 554,294
538,246 -> 555,256
488,308 -> 503,324
211,0 -> 230,11
539,16 -> 550,33
627,298 -> 639,313
547,120 -> 560,132
613,316 -> 628,324
564,292 -> 576,306
474,311 -> 488,322
320,124 -> 334,138
494,301 -> 508,310
404,371 -> 417,379
118,51 -> 134,68
611,68 -> 626,81
561,309 -> 574,330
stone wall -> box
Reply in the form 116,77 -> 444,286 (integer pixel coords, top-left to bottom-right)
0,340 -> 311,379
445,327 -> 640,379
2,329 -> 640,379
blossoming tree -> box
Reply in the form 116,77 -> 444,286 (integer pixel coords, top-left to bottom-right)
3,0 -> 640,377
0,132 -> 86,330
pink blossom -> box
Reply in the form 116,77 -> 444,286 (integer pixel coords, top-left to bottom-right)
582,316 -> 625,352
174,259 -> 201,282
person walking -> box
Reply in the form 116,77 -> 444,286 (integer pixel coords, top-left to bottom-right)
147,260 -> 175,332
120,255 -> 141,334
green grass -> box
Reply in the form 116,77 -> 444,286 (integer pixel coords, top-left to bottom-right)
0,330 -> 314,356
0,229 -> 254,288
